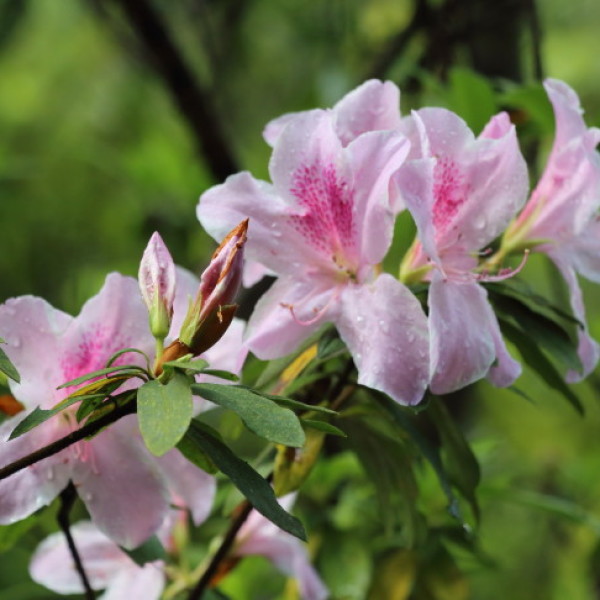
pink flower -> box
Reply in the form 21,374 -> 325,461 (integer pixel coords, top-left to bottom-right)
395,108 -> 529,393
263,79 -> 402,148
198,109 -> 430,406
0,267 -> 246,548
234,495 -> 328,600
503,79 -> 600,381
30,521 -> 166,600
139,232 -> 177,341
241,80 -> 403,289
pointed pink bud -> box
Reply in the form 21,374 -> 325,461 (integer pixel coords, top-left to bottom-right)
139,232 -> 176,340
155,220 -> 248,373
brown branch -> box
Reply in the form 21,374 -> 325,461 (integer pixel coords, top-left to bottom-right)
187,499 -> 253,600
105,0 -> 239,181
58,483 -> 96,600
0,401 -> 135,482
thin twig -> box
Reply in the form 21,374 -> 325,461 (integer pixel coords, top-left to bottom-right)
58,483 -> 96,599
187,500 -> 253,600
0,401 -> 135,482
105,0 -> 239,181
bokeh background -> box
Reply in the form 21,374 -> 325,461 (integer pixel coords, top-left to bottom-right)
2,0 -> 600,598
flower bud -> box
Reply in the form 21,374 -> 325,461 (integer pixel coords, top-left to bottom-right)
179,219 -> 248,356
139,232 -> 176,341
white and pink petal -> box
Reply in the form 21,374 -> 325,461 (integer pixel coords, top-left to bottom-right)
335,274 -> 429,406
72,419 -> 170,549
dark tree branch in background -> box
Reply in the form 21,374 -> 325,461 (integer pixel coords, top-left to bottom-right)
0,401 -> 135,482
105,0 -> 239,181
187,499 -> 253,600
58,483 -> 96,600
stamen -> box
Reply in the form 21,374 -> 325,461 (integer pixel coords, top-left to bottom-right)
477,249 -> 529,282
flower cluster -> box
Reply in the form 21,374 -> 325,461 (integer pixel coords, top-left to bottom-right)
198,77 -> 600,404
0,76 -> 598,600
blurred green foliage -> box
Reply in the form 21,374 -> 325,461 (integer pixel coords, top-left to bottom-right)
2,0 -> 600,599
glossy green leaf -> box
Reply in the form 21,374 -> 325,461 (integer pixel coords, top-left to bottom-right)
500,320 -> 584,414
191,383 -> 305,447
447,66 -> 497,133
377,394 -> 463,523
342,417 -> 421,543
8,392 -> 105,440
200,369 -> 239,381
162,358 -> 209,373
0,343 -> 19,383
428,399 -> 481,520
488,290 -> 581,372
105,347 -> 151,371
178,419 -> 306,540
138,373 -> 193,456
57,364 -> 147,390
254,392 -> 336,415
301,418 -> 346,437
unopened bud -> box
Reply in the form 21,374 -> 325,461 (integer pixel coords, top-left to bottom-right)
139,232 -> 176,341
179,219 -> 248,355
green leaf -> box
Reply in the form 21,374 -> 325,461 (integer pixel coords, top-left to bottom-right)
0,519 -> 36,552
57,364 -> 147,390
8,391 -> 106,439
200,369 -> 239,381
447,66 -> 497,133
191,383 -> 305,447
253,391 -> 336,415
162,358 -> 209,373
178,419 -> 306,540
121,535 -> 167,566
376,394 -> 463,523
301,418 -> 347,437
488,289 -> 581,372
500,319 -> 584,414
0,344 -> 19,383
428,398 -> 481,521
486,280 -> 582,327
317,328 -> 347,360
138,373 -> 193,456
342,416 -> 422,542
106,347 -> 151,371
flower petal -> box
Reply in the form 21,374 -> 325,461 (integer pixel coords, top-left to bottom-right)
245,276 -> 336,360
100,563 -> 165,600
156,449 -> 216,525
522,80 -> 600,241
335,274 -> 429,406
428,276 -> 496,394
346,129 -> 410,264
73,418 -> 169,549
332,79 -> 402,146
0,296 -> 71,408
58,274 -> 155,403
237,534 -> 328,600
170,266 -> 200,339
30,521 -> 130,594
263,112 -> 303,147
0,414 -> 69,525
198,171 -> 324,276
549,251 -> 600,382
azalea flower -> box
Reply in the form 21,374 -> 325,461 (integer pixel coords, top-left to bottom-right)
198,109 -> 430,406
233,495 -> 328,600
395,107 -> 529,393
263,78 -> 402,148
30,520 -> 166,600
241,79 -> 403,289
501,79 -> 600,381
0,267 -> 246,548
